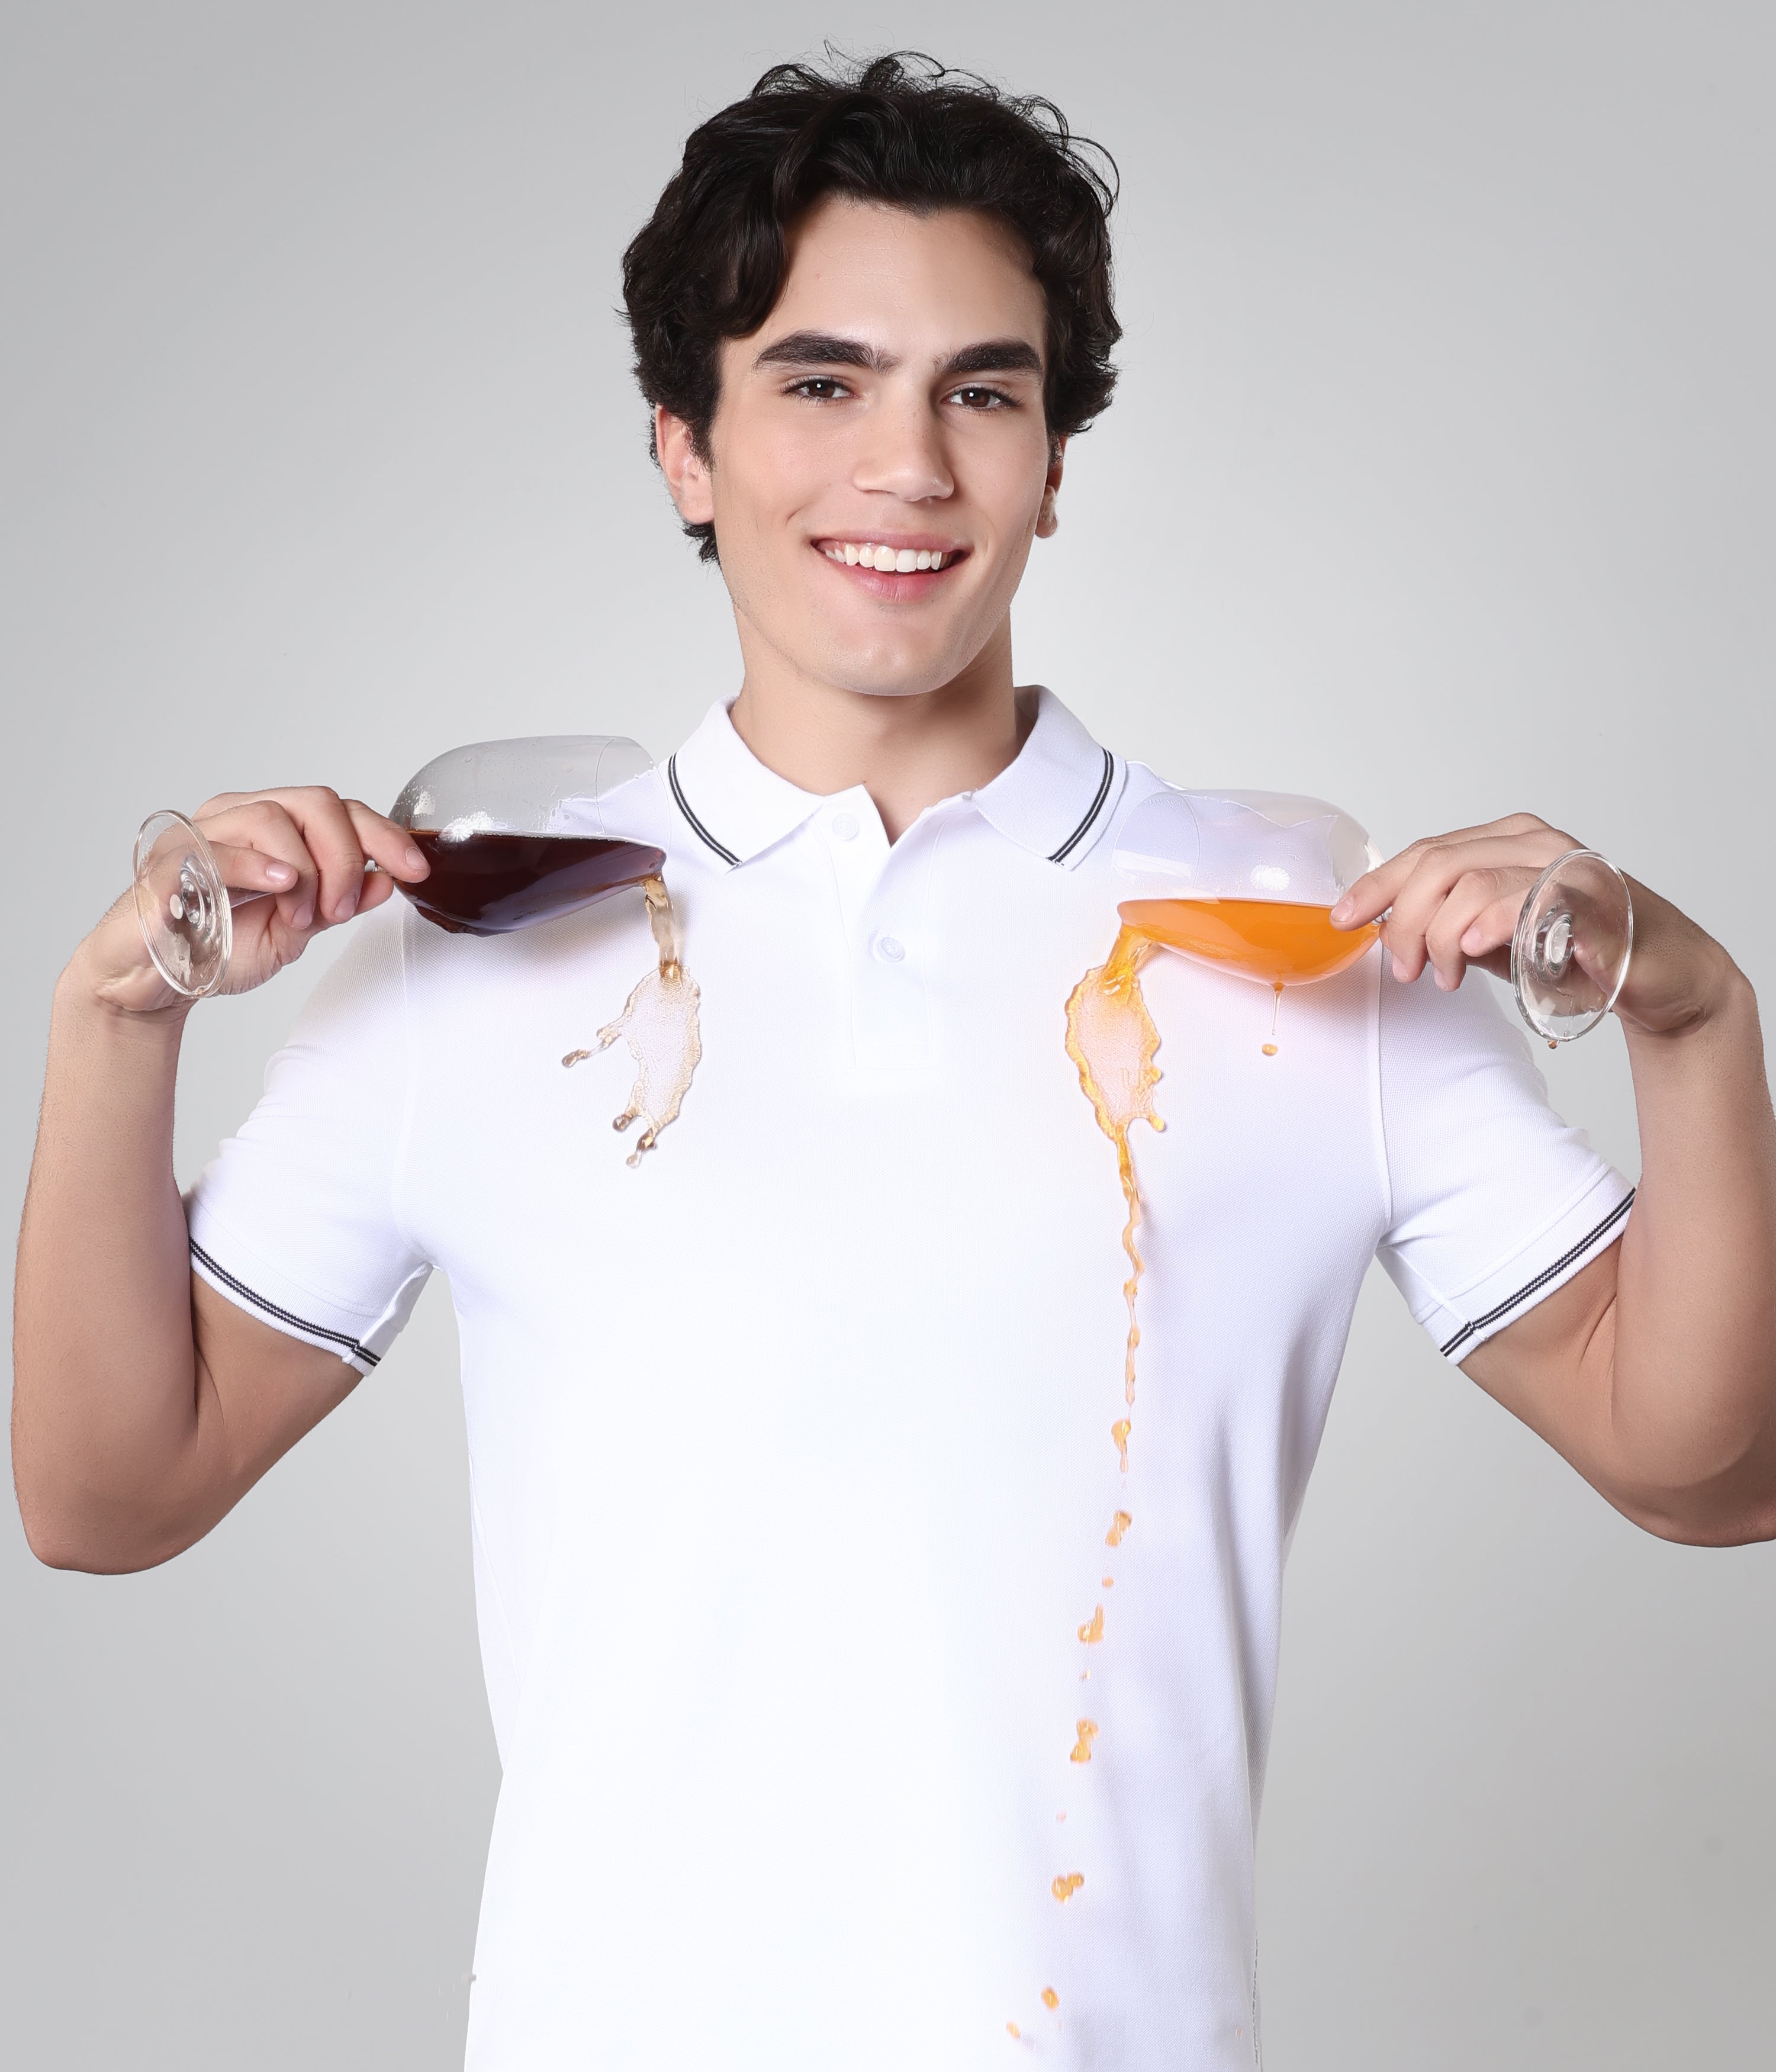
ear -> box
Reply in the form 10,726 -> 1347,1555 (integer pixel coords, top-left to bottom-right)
655,406 -> 715,527
1035,435 -> 1067,539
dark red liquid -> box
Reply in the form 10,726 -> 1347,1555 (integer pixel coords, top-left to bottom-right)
401,830 -> 667,936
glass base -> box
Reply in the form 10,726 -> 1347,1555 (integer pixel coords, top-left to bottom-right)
1511,848 -> 1633,1043
133,809 -> 232,999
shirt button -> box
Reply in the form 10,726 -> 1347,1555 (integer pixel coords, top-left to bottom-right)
831,812 -> 859,841
875,934 -> 906,964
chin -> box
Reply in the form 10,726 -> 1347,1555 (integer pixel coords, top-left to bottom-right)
812,633 -> 977,702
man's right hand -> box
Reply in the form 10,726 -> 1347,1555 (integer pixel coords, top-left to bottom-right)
79,786 -> 431,1018
18,784 -> 429,1571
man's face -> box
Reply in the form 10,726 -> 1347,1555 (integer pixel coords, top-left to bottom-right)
658,197 -> 1061,700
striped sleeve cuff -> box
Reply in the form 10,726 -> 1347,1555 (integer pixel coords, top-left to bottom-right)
186,1214 -> 431,1376
1391,1175 -> 1635,1365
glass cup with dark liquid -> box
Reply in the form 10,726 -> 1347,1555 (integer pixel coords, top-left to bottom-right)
132,735 -> 664,998
1112,789 -> 1631,1048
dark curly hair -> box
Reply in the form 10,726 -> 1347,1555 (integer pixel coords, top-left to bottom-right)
622,52 -> 1121,561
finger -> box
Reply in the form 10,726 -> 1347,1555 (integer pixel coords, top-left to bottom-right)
1458,892 -> 1524,963
353,867 -> 401,917
198,799 -> 320,932
205,842 -> 300,898
272,787 -> 369,925
1421,868 -> 1517,990
1385,850 -> 1533,984
1455,893 -> 1521,986
1333,818 -> 1571,929
342,799 -> 429,881
1363,829 -> 1575,970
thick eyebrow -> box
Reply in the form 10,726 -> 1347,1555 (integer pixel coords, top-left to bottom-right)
752,332 -> 894,374
935,339 -> 1044,382
749,332 -> 1045,382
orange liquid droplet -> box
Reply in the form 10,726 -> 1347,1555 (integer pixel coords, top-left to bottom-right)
1261,1042 -> 1278,1057
1070,1719 -> 1099,1763
1051,1872 -> 1085,1902
1042,1987 -> 1060,2010
1106,1510 -> 1131,1547
1101,1575 -> 1114,1588
1006,2019 -> 1021,2038
1077,1606 -> 1104,1645
1056,1811 -> 1067,1821
1111,1418 -> 1131,1473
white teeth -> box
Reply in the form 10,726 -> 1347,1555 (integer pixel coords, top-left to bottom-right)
824,542 -> 953,570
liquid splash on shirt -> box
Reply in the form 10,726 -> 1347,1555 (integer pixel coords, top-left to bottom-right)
1064,925 -> 1164,1412
561,876 -> 702,1165
1025,920 -> 1167,2009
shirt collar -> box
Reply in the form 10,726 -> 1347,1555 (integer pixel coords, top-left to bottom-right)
665,686 -> 1121,871
970,687 -> 1121,867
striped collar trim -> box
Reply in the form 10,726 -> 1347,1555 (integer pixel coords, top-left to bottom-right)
665,688 -> 1121,871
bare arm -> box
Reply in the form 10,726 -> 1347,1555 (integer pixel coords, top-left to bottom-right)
12,789 -> 429,1572
1338,826 -> 1776,1545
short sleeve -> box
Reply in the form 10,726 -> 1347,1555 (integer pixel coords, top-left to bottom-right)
186,906 -> 432,1373
1376,967 -> 1634,1363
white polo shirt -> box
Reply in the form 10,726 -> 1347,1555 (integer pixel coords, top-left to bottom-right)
188,689 -> 1632,2070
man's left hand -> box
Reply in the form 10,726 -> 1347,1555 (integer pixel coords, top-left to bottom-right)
1331,811 -> 1737,1040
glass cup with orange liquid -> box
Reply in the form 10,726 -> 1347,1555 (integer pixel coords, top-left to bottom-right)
1112,789 -> 1633,1048
1112,790 -> 1382,1054
132,735 -> 665,999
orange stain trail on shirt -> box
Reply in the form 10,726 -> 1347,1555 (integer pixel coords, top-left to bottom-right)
1030,924 -> 1163,1997
1064,925 -> 1164,1414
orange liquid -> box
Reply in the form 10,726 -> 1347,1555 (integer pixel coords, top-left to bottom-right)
1118,898 -> 1378,987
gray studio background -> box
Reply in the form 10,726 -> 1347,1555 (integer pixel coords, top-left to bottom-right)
4,4 -> 1771,2065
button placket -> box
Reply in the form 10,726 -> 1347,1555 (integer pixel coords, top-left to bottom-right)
816,793 -> 940,1070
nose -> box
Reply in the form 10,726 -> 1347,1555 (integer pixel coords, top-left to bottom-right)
853,385 -> 954,504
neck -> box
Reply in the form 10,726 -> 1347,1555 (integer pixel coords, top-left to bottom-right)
726,615 -> 1034,843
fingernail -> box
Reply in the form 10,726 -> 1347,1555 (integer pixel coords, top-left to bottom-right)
265,860 -> 295,886
1392,955 -> 1409,982
292,900 -> 314,931
334,890 -> 358,921
404,845 -> 426,873
1460,927 -> 1482,953
1330,896 -> 1353,923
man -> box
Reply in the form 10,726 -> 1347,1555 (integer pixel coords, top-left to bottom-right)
14,53 -> 1776,2071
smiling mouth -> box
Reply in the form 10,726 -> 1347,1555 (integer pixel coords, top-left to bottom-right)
816,539 -> 965,574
